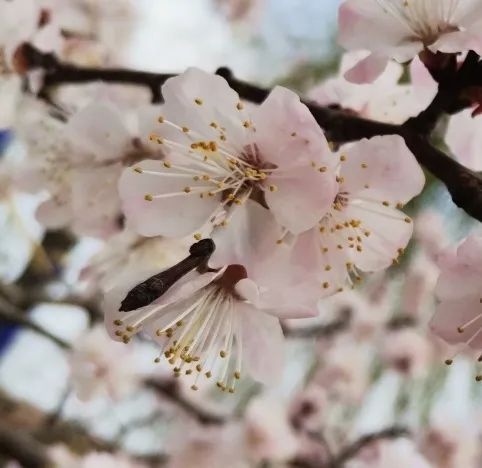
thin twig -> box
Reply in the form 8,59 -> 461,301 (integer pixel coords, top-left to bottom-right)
328,427 -> 410,468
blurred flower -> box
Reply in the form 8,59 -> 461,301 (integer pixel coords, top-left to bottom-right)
338,0 -> 482,83
419,417 -> 479,468
16,100 -> 161,238
167,424 -> 248,468
429,233 -> 482,357
49,445 -> 146,468
215,0 -> 266,23
309,54 -> 436,124
414,210 -> 450,262
347,438 -> 432,468
69,324 -> 140,401
381,328 -> 433,378
294,135 -> 425,296
244,393 -> 299,462
120,67 -> 337,238
289,384 -> 328,432
446,110 -> 482,171
400,253 -> 439,319
313,337 -> 371,404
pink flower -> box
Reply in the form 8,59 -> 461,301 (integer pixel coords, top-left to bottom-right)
429,233 -> 482,355
69,324 -> 141,401
120,67 -> 337,239
446,110 -> 482,171
381,328 -> 433,378
244,394 -> 299,462
104,201 -> 320,392
18,101 -> 161,238
309,54 -> 436,124
292,135 -> 425,296
338,0 -> 482,83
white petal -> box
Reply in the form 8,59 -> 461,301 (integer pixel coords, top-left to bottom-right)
66,103 -> 131,161
238,302 -> 284,385
119,160 -> 220,238
340,135 -> 425,204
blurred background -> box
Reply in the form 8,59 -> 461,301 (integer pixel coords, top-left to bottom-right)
1,0 -> 481,467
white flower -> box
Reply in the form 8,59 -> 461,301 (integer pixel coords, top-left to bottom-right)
17,100 -> 161,238
69,324 -> 140,401
293,135 -> 425,296
338,0 -> 482,83
120,67 -> 337,239
104,202 -> 321,392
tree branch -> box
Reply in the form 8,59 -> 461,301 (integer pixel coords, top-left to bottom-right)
144,378 -> 226,425
0,295 -> 70,350
19,44 -> 482,221
283,308 -> 352,339
327,427 -> 410,468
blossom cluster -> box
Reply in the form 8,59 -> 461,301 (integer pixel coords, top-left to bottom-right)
2,0 -> 482,467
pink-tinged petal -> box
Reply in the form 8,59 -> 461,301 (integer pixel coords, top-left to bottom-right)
235,278 -> 260,304
119,160 -> 220,237
160,67 -> 249,153
209,200 -> 282,270
337,0 -> 422,61
435,234 -> 482,300
36,198 -> 72,228
66,103 -> 131,161
70,164 -> 122,238
238,302 -> 284,385
430,296 -> 482,349
342,203 -> 414,272
254,86 -> 333,168
343,52 -> 389,84
266,165 -> 337,234
430,30 -> 482,56
446,110 -> 482,172
340,136 -> 425,204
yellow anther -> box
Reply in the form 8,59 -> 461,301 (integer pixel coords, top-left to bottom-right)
269,185 -> 278,192
182,126 -> 189,133
163,161 -> 172,168
322,282 -> 330,289
184,186 -> 192,193
195,98 -> 203,105
219,350 -> 227,358
237,102 -> 244,110
194,233 -> 202,240
158,116 -> 165,123
133,167 -> 143,173
144,194 -> 153,201
361,163 -> 368,169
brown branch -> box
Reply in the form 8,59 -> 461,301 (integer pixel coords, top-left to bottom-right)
0,421 -> 50,468
18,45 -> 482,220
327,427 -> 410,468
0,294 -> 70,350
283,308 -> 352,339
144,378 -> 226,425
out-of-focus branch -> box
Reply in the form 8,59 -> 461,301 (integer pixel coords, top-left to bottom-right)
19,44 -> 482,222
145,378 -> 226,425
0,294 -> 70,350
0,421 -> 50,468
327,427 -> 411,468
283,308 -> 352,339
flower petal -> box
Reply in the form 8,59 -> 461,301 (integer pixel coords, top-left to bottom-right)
340,135 -> 425,204
119,160 -> 220,237
238,302 -> 284,385
66,103 -> 131,161
430,296 -> 482,348
343,52 -> 389,84
266,164 -> 337,234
